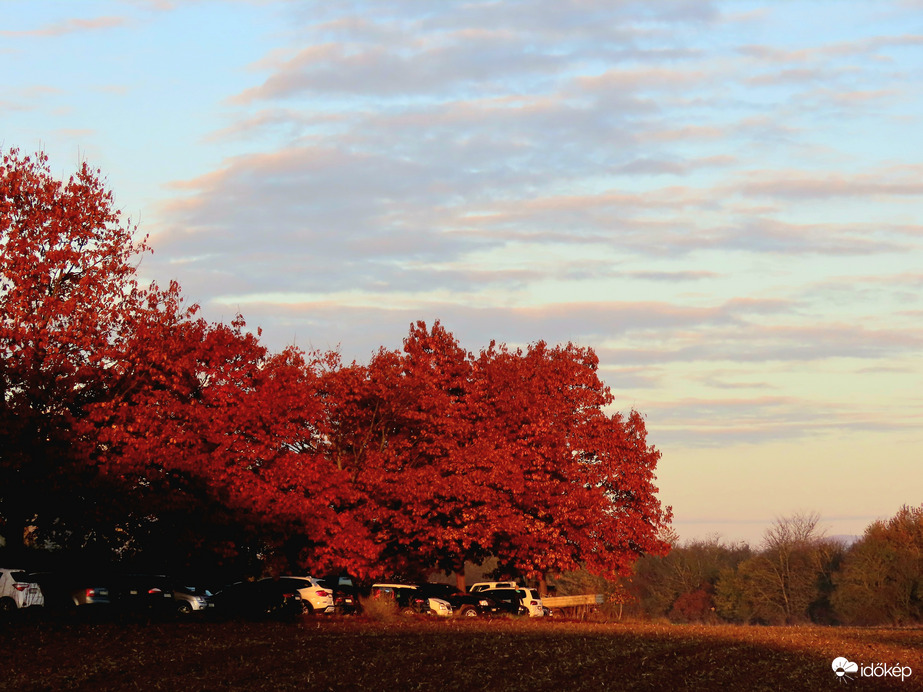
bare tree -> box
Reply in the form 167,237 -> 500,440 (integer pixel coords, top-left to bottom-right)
736,512 -> 836,624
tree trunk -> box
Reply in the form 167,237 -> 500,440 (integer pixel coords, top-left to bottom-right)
455,570 -> 466,593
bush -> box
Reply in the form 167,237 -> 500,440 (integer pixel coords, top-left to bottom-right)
359,595 -> 398,622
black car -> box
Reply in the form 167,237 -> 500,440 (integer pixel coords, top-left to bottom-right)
475,588 -> 528,616
369,584 -> 431,615
210,580 -> 303,619
30,571 -> 111,613
109,574 -> 176,616
317,575 -> 360,615
416,583 -> 499,617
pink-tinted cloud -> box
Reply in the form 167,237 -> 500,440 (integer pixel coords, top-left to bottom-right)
736,170 -> 923,200
1,16 -> 128,38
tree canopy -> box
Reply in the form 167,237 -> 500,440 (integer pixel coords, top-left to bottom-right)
0,149 -> 671,582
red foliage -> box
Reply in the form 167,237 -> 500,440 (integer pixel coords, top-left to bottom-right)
2,150 -> 670,581
82,297 -> 377,574
475,340 -> 671,579
0,149 -> 149,549
670,587 -> 717,623
321,322 -> 671,580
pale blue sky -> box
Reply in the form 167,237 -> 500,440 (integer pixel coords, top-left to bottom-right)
3,0 -> 922,546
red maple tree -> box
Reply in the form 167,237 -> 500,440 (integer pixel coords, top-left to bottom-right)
0,149 -> 149,552
82,295 -> 376,574
475,340 -> 670,582
321,323 -> 671,584
2,150 -> 670,584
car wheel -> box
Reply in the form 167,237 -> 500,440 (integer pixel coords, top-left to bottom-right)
460,606 -> 478,618
303,602 -> 315,616
400,606 -> 416,616
0,597 -> 15,613
176,601 -> 193,615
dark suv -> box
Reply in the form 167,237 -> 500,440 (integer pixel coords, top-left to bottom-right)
416,583 -> 498,617
475,588 -> 528,616
210,580 -> 303,619
369,584 -> 441,615
317,575 -> 359,615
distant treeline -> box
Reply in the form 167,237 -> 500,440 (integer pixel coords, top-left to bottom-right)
547,507 -> 923,626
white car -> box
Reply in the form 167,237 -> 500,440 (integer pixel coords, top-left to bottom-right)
0,568 -> 44,611
265,576 -> 335,614
516,587 -> 545,617
371,583 -> 453,617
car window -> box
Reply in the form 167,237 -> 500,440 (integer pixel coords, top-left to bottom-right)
490,589 -> 519,601
280,578 -> 312,588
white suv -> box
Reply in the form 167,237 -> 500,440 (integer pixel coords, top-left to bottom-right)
263,577 -> 334,614
0,568 -> 44,611
517,587 -> 545,617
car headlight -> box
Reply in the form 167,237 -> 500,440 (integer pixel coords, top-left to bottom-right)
479,600 -> 489,606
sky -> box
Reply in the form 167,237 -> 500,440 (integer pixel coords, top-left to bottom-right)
3,0 -> 922,547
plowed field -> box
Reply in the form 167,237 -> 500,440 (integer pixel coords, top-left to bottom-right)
2,616 -> 921,691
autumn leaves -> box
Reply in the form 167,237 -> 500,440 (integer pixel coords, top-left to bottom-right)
0,150 -> 670,581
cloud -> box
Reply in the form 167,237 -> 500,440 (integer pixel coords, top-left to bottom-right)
626,270 -> 721,281
232,0 -> 723,104
613,155 -> 737,176
599,321 -> 923,367
1,16 -> 128,38
128,1 -> 923,465
643,394 -> 915,447
739,32 -> 923,64
736,170 -> 923,201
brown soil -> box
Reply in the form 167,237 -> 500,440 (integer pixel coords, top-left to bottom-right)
2,616 -> 921,691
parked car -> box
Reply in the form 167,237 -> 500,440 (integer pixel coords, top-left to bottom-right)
370,583 -> 453,617
471,588 -> 527,616
210,580 -> 303,619
30,572 -> 110,611
173,585 -> 210,615
260,576 -> 334,615
468,583 -> 544,617
517,587 -> 545,617
109,574 -> 176,616
0,568 -> 44,612
317,575 -> 359,614
416,583 -> 498,618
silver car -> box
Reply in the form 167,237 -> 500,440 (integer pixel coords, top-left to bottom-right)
174,586 -> 210,614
